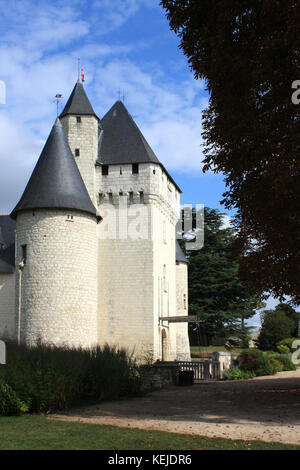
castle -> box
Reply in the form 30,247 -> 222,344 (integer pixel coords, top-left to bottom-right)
0,81 -> 191,361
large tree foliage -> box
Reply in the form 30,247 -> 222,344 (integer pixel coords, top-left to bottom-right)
185,208 -> 260,345
161,0 -> 300,304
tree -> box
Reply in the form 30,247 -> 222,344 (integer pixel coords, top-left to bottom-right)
161,0 -> 300,304
185,208 -> 260,345
260,303 -> 300,338
257,308 -> 296,351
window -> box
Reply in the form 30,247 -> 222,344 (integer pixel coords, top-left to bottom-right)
66,215 -> 74,222
76,116 -> 81,123
21,244 -> 27,264
120,167 -> 122,175
183,294 -> 187,310
129,192 -> 134,204
139,191 -> 144,203
153,169 -> 156,174
75,148 -> 80,157
108,193 -> 113,203
102,165 -> 109,176
132,163 -> 139,174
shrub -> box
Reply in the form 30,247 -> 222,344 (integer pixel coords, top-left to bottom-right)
277,344 -> 290,354
224,367 -> 256,380
264,351 -> 296,371
0,342 -> 142,415
238,349 -> 296,377
0,380 -> 29,416
276,338 -> 298,352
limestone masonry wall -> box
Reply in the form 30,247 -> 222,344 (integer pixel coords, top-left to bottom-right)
61,115 -> 98,205
15,209 -> 98,347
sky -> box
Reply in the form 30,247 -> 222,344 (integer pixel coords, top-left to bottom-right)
0,0 -> 287,326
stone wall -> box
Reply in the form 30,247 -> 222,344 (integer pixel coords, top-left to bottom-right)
15,209 -> 98,347
0,273 -> 15,340
60,115 -> 98,205
175,261 -> 191,360
96,162 -> 185,362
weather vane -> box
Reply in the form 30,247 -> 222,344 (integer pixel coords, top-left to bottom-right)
54,94 -> 63,117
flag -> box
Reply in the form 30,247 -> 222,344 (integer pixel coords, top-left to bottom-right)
81,68 -> 85,83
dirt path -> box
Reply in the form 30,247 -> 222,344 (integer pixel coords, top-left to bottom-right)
51,369 -> 300,445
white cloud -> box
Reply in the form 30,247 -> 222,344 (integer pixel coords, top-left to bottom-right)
0,0 -> 209,213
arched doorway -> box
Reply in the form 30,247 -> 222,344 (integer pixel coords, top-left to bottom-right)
162,329 -> 167,361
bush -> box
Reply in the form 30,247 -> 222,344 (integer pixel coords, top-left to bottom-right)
0,380 -> 29,416
237,349 -> 296,378
224,367 -> 256,380
264,351 -> 296,371
276,338 -> 298,352
0,342 -> 142,415
277,344 -> 290,354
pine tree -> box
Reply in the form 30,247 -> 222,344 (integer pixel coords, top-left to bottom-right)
185,208 -> 260,345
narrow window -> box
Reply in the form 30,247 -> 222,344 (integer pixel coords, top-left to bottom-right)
153,169 -> 156,174
132,163 -> 139,174
120,167 -> 122,175
66,215 -> 74,222
98,193 -> 104,205
21,244 -> 27,264
108,193 -> 113,203
76,116 -> 81,123
139,191 -> 144,203
102,165 -> 109,176
129,192 -> 134,204
75,148 -> 80,157
183,294 -> 187,310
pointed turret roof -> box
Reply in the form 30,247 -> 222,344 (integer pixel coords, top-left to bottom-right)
59,82 -> 98,119
97,100 -> 181,192
11,119 -> 97,219
0,216 -> 16,273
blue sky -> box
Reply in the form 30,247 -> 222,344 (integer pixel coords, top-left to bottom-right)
0,0 -> 287,325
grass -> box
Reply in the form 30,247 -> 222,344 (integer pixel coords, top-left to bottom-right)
0,415 -> 299,450
190,346 -> 243,358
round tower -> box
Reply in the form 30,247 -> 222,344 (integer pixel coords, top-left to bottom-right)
11,119 -> 98,348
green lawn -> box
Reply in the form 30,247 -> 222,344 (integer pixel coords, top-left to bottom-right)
190,346 -> 243,358
0,416 -> 299,450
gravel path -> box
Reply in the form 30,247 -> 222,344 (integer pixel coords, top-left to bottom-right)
51,369 -> 300,445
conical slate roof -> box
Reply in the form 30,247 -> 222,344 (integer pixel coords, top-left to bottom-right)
11,119 -> 97,219
176,240 -> 189,264
0,216 -> 16,273
59,82 -> 98,119
97,100 -> 181,192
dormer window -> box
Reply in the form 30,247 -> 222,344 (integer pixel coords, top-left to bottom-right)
102,165 -> 109,176
66,215 -> 74,222
132,163 -> 139,174
75,148 -> 80,157
76,116 -> 81,123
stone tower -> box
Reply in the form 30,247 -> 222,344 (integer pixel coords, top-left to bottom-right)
59,81 -> 99,205
95,100 -> 186,361
11,119 -> 98,347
